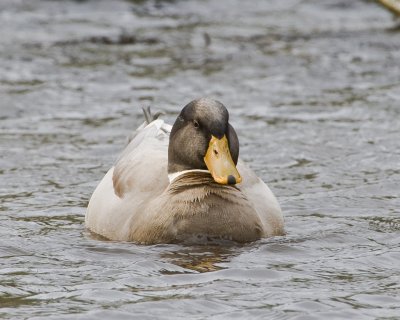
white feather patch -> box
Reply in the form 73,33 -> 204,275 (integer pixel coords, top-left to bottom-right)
168,169 -> 210,184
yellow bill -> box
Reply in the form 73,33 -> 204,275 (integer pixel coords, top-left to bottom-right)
204,135 -> 242,185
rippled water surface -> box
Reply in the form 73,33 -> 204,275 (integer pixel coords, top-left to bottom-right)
1,0 -> 400,319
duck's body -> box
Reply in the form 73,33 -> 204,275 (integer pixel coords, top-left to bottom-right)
86,99 -> 284,244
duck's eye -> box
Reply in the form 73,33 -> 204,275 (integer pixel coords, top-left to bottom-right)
193,120 -> 200,128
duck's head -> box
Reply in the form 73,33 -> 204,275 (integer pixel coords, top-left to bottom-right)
168,98 -> 242,185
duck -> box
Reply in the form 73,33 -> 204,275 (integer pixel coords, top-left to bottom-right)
85,98 -> 284,244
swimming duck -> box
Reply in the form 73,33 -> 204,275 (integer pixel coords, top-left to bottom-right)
85,98 -> 284,244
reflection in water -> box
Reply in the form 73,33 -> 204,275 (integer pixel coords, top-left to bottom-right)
0,295 -> 40,309
160,244 -> 241,273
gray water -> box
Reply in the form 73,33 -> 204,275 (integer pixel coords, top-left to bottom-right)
1,0 -> 400,319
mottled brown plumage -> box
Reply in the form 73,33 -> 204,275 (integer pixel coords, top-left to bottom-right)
127,171 -> 264,244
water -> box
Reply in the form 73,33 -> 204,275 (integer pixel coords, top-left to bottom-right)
1,0 -> 400,318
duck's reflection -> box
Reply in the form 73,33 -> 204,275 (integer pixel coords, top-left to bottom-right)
160,243 -> 243,273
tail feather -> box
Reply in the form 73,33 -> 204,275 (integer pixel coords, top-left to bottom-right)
142,106 -> 164,124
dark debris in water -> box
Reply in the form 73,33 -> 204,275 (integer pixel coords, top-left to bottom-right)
367,217 -> 400,233
23,34 -> 161,49
54,34 -> 160,47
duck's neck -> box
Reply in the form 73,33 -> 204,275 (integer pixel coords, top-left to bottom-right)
168,169 -> 210,184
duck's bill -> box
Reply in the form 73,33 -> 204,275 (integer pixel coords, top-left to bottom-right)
204,135 -> 242,185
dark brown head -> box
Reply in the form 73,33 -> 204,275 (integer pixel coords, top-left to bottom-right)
168,98 -> 241,185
